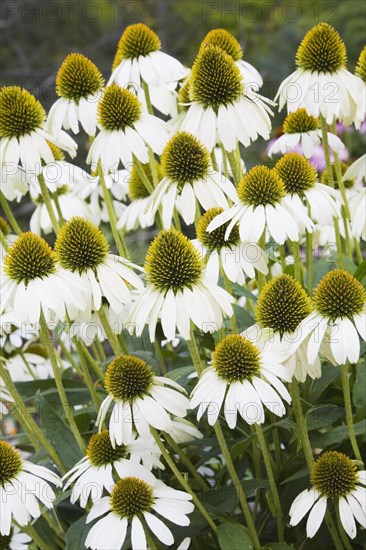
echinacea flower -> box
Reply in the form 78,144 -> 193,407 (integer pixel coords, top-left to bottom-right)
0,441 -> 62,535
87,83 -> 169,172
85,475 -> 194,550
207,165 -> 313,245
290,451 -> 366,539
193,207 -> 268,284
54,217 -> 143,315
1,232 -> 90,323
294,269 -> 366,365
180,46 -> 274,152
117,163 -> 156,232
127,229 -> 234,341
268,108 -> 345,159
190,333 -> 292,427
47,53 -> 104,137
63,430 -> 162,508
276,23 -> 363,124
0,86 -> 77,174
0,526 -> 31,549
144,132 -> 237,228
353,45 -> 366,129
350,187 -> 366,240
96,355 -> 190,445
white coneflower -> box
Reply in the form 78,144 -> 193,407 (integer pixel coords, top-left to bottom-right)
63,430 -> 162,508
268,108 -> 345,158
70,304 -> 130,346
274,152 -> 341,227
85,475 -> 194,550
127,229 -> 234,341
5,350 -> 54,382
170,418 -> 204,444
0,164 -> 28,201
350,187 -> 366,240
254,274 -> 320,382
199,28 -> 263,88
180,46 -> 274,152
0,526 -> 31,549
0,441 -> 62,536
117,163 -> 156,232
87,83 -> 169,172
294,269 -> 366,365
0,217 -> 16,254
353,45 -> 366,129
0,86 -> 77,174
193,207 -> 268,284
54,217 -> 143,315
343,154 -> 366,186
208,165 -> 314,245
1,232 -> 90,324
290,451 -> 366,539
144,132 -> 237,228
47,53 -> 104,137
96,355 -> 190,446
190,333 -> 292,427
276,23 -> 364,124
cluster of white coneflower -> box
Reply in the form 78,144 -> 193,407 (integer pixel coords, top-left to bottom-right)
0,22 -> 365,550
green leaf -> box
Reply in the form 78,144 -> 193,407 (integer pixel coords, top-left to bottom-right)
310,420 -> 366,447
308,364 -> 340,401
217,522 -> 253,550
353,366 -> 366,415
306,404 -> 344,431
65,515 -> 90,550
264,544 -> 295,549
353,259 -> 366,281
231,283 -> 257,302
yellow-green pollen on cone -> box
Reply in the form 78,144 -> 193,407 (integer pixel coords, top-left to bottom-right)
97,84 -> 141,132
355,45 -> 366,82
4,233 -> 57,286
199,29 -> 243,61
0,217 -> 11,236
296,23 -> 347,73
112,23 -> 161,69
87,430 -> 127,466
256,274 -> 312,336
0,441 -> 23,486
129,163 -> 159,200
321,162 -> 355,189
282,108 -> 320,134
197,207 -> 240,250
161,131 -> 210,187
177,78 -> 191,107
145,228 -> 203,293
0,86 -> 45,139
56,53 -> 104,102
104,355 -> 154,402
46,141 -> 65,161
313,268 -> 366,321
237,165 -> 285,207
213,334 -> 262,383
110,477 -> 154,519
190,46 -> 244,109
274,152 -> 317,195
55,217 -> 109,273
311,451 -> 358,499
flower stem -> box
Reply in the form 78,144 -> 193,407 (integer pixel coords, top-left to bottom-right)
141,80 -> 159,186
187,327 -> 203,375
335,503 -> 353,550
38,173 -> 61,234
77,340 -> 105,380
164,433 -> 209,491
254,424 -> 284,542
39,311 -> 85,453
153,341 -> 167,375
214,421 -> 261,549
257,231 -> 267,292
222,271 -> 237,332
73,340 -> 102,408
290,379 -> 313,470
150,427 -> 218,534
98,306 -> 127,356
292,241 -> 301,282
226,149 -> 241,185
340,364 -> 364,464
0,191 -> 22,234
306,201 -> 314,294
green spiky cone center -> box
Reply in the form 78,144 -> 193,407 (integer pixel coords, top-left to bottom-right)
313,269 -> 366,320
161,131 -> 210,186
110,477 -> 154,518
97,84 -> 142,131
0,441 -> 23,486
283,108 -> 320,134
197,207 -> 240,250
190,46 -> 244,109
87,431 -> 127,466
213,334 -> 262,383
104,355 -> 154,402
55,217 -> 109,273
0,217 -> 11,236
112,23 -> 161,69
237,166 -> 285,207
4,232 -> 57,285
256,274 -> 312,335
0,86 -> 45,139
296,23 -> 347,73
311,451 -> 358,499
274,153 -> 317,195
145,228 -> 203,293
56,53 -> 104,101
200,29 -> 243,61
128,163 -> 155,200
355,45 -> 366,82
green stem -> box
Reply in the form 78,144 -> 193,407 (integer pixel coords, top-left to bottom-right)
58,340 -> 83,378
292,241 -> 301,282
290,379 -> 314,469
153,342 -> 167,375
0,191 -> 22,234
38,173 -> 60,234
141,516 -> 159,550
187,328 -> 203,375
98,306 -> 126,356
80,342 -> 105,380
211,148 -> 219,171
135,158 -> 155,195
214,421 -> 261,549
95,338 -> 107,361
21,523 -> 50,550
73,340 -> 102,408
257,231 -> 267,292
226,150 -> 241,186
254,424 -> 284,542
150,428 -> 217,534
51,193 -> 65,225
279,244 -> 287,272
164,433 -> 208,491
335,504 -> 353,550
340,364 -> 363,464
306,201 -> 314,294
39,311 -> 85,453
222,271 -> 237,332
141,80 -> 159,187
